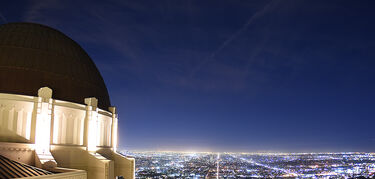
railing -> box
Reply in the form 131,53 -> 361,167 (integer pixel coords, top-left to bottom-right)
53,105 -> 85,145
0,92 -> 115,149
96,113 -> 112,147
0,94 -> 34,142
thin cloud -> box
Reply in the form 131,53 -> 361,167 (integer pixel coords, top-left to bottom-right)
23,0 -> 142,68
21,0 -> 283,93
189,0 -> 280,78
24,0 -> 61,22
0,11 -> 7,23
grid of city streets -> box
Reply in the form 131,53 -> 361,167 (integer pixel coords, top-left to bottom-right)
123,151 -> 375,178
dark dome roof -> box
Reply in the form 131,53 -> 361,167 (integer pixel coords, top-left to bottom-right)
0,22 -> 111,109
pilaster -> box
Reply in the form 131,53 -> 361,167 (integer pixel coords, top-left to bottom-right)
84,97 -> 98,152
109,107 -> 118,152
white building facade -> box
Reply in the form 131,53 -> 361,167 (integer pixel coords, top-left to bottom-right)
0,22 -> 135,179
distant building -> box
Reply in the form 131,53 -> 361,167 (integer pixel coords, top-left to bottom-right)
0,22 -> 134,179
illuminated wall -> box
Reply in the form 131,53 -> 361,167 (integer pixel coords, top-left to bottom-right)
0,94 -> 34,142
0,89 -> 116,151
53,105 -> 86,145
0,88 -> 135,179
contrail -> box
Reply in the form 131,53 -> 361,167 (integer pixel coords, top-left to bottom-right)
0,11 -> 8,23
189,0 -> 279,77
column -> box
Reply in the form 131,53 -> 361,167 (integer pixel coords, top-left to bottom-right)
109,107 -> 118,153
84,97 -> 98,152
35,87 -> 53,154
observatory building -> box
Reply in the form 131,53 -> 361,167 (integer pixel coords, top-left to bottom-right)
0,23 -> 134,179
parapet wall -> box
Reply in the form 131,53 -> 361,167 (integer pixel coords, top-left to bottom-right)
0,92 -> 114,149
0,91 -> 134,179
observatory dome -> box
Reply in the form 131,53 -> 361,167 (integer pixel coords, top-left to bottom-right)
0,22 -> 110,109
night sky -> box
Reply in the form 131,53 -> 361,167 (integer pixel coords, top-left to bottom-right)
1,0 -> 375,152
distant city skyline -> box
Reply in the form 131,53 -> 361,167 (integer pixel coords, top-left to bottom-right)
2,0 -> 375,152
128,151 -> 375,178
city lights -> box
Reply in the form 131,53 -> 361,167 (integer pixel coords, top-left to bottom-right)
124,151 -> 375,178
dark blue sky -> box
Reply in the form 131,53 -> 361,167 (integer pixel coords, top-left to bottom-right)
2,0 -> 375,152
